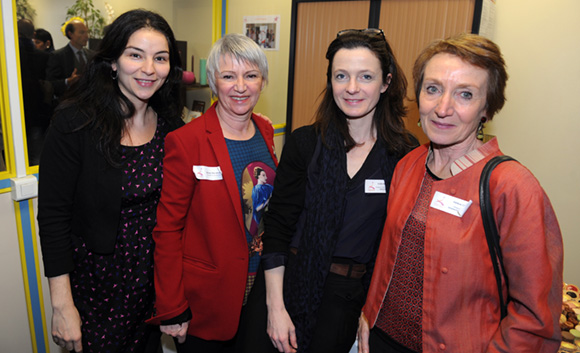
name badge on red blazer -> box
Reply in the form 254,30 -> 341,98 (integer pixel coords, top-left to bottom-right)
193,165 -> 223,180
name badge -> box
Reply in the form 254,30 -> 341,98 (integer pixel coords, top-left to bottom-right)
365,179 -> 386,194
430,191 -> 472,217
193,165 -> 223,180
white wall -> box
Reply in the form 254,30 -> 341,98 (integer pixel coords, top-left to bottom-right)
0,194 -> 33,353
488,0 -> 580,285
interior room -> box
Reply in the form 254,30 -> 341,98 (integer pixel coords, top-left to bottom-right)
1,0 -> 578,352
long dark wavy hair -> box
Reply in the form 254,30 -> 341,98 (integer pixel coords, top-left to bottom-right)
314,30 -> 414,156
56,9 -> 183,166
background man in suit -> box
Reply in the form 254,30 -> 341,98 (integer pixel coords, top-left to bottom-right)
46,18 -> 93,100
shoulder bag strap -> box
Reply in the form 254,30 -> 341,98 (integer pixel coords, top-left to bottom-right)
479,155 -> 517,319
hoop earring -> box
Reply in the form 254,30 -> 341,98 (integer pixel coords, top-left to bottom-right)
111,70 -> 118,80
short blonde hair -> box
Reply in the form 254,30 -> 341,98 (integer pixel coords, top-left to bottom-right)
206,33 -> 268,96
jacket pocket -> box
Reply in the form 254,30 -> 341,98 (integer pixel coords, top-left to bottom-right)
182,254 -> 217,272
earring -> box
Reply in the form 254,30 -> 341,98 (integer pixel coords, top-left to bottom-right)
477,117 -> 487,140
417,118 -> 421,128
111,70 -> 118,80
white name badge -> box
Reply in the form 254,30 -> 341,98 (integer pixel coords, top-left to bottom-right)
193,165 -> 223,180
430,191 -> 472,217
365,179 -> 386,194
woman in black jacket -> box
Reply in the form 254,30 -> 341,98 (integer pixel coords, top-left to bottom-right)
242,29 -> 417,353
37,9 -> 183,353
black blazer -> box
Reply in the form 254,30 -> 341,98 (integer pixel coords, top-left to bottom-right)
37,107 -> 182,277
46,44 -> 93,97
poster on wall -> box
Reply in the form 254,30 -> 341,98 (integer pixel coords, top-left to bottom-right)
473,0 -> 497,40
243,15 -> 280,51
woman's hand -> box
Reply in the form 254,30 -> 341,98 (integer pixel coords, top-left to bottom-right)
265,266 -> 296,352
51,302 -> 82,352
357,313 -> 370,353
161,321 -> 189,344
48,274 -> 83,352
267,307 -> 297,353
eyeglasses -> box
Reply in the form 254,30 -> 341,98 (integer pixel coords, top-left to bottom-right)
336,28 -> 385,40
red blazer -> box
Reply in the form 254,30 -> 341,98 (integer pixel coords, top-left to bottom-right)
148,103 -> 277,340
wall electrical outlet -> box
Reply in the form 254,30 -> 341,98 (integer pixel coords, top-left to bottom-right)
10,175 -> 38,201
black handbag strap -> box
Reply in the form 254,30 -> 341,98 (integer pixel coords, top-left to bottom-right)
479,155 -> 516,319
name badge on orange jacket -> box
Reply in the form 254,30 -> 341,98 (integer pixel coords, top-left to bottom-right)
193,165 -> 223,180
430,191 -> 472,217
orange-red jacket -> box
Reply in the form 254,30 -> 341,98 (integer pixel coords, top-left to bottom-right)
363,139 -> 562,352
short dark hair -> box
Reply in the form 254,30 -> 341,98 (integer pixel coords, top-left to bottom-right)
17,19 -> 35,39
65,21 -> 82,40
413,33 -> 508,119
34,28 -> 54,51
253,167 -> 265,180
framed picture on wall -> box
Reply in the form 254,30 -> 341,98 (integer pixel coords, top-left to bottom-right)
472,0 -> 497,39
243,15 -> 280,51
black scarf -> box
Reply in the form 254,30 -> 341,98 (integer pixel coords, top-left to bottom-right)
284,124 -> 347,352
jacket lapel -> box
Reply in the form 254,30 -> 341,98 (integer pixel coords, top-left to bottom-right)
204,104 -> 246,234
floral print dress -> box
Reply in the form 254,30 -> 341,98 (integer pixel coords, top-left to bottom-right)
70,118 -> 168,353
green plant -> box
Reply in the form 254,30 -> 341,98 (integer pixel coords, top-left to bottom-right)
65,0 -> 106,38
16,0 -> 36,21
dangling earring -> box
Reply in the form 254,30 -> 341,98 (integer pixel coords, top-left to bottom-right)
417,118 -> 422,128
111,70 -> 118,80
477,117 -> 487,140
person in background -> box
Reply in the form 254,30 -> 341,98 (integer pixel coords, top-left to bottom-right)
33,28 -> 55,52
357,33 -> 563,353
46,17 -> 93,100
17,18 -> 51,165
37,9 -> 184,353
148,33 -> 277,353
242,29 -> 416,353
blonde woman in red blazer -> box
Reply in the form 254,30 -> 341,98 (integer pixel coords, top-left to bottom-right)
148,33 -> 277,352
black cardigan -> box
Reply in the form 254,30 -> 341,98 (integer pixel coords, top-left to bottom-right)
262,125 -> 317,257
37,107 -> 182,277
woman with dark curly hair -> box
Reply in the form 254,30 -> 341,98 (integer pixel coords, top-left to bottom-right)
37,9 -> 184,352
